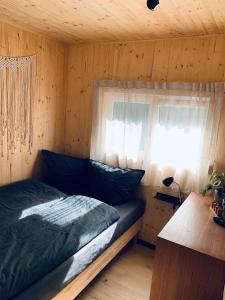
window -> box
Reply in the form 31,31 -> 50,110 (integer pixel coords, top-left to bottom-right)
91,82 -> 223,192
151,104 -> 208,172
105,92 -> 209,171
106,101 -> 149,160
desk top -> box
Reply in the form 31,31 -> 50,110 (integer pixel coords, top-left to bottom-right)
158,192 -> 225,261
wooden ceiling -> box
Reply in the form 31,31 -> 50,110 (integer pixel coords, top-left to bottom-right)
0,0 -> 225,43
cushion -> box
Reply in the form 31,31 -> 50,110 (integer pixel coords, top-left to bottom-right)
41,150 -> 89,195
87,160 -> 145,205
41,150 -> 145,205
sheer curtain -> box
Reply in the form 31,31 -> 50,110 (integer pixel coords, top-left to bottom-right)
91,80 -> 224,193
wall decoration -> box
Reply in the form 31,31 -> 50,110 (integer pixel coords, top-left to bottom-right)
0,55 -> 36,157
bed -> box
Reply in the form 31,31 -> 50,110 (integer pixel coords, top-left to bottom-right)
0,179 -> 145,300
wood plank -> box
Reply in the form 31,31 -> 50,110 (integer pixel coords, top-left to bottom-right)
0,1 -> 225,43
77,244 -> 154,300
53,218 -> 143,300
0,21 -> 68,186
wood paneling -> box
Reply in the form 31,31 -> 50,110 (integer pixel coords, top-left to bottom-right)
138,187 -> 175,245
65,35 -> 225,243
216,102 -> 225,172
0,1 -> 225,43
0,22 -> 68,185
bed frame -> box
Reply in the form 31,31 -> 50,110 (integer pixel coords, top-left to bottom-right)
52,217 -> 143,300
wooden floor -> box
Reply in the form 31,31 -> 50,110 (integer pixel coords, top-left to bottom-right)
76,244 -> 154,300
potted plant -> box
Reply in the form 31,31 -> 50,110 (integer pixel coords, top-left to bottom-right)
202,170 -> 225,204
202,170 -> 225,227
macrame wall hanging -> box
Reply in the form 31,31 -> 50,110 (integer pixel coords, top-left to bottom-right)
0,55 -> 36,157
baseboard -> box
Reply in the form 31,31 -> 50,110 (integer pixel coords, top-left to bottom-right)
137,239 -> 156,250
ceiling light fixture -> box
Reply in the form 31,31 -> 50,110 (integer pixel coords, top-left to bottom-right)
147,0 -> 160,11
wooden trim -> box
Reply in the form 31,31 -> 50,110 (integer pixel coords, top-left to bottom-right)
52,217 -> 143,300
75,33 -> 225,46
137,239 -> 156,250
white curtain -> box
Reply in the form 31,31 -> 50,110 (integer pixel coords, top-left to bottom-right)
91,80 -> 224,193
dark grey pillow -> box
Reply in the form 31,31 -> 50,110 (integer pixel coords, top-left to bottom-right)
41,150 -> 89,195
41,150 -> 145,205
87,160 -> 145,205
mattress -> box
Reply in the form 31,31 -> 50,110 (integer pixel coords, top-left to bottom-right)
14,198 -> 145,300
112,198 -> 145,241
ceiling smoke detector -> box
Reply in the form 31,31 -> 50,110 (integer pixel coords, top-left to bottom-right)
147,0 -> 160,11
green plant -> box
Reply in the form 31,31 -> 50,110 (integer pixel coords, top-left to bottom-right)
202,170 -> 225,196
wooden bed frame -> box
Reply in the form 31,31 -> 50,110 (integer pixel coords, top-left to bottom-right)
52,217 -> 143,300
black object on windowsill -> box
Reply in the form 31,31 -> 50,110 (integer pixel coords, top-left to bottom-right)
154,192 -> 181,209
155,176 -> 183,209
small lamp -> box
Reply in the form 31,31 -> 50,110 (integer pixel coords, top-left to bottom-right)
162,177 -> 182,206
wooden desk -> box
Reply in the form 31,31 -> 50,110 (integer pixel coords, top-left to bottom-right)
150,192 -> 225,300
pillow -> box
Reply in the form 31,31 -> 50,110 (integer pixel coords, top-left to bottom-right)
87,160 -> 145,205
41,150 -> 89,195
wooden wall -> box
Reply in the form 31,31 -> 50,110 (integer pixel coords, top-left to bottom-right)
65,35 -> 225,243
0,22 -> 68,185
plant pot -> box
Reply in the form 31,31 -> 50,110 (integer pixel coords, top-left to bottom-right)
214,189 -> 225,205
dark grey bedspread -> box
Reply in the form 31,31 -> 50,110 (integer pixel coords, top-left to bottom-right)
0,180 -> 119,300
14,197 -> 145,300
